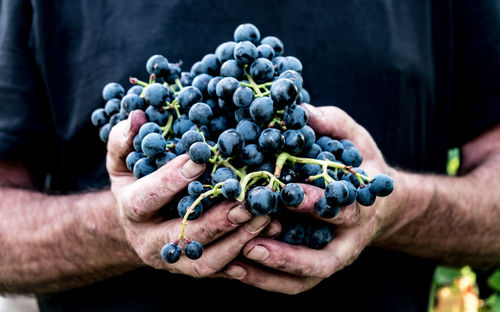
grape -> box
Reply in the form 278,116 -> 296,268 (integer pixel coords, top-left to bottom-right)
143,83 -> 168,108
177,86 -> 203,111
215,41 -> 237,63
299,125 -> 316,150
341,180 -> 357,205
190,61 -> 204,75
161,243 -> 182,264
217,129 -> 244,157
270,78 -> 298,108
173,114 -> 195,137
180,72 -> 194,86
317,151 -> 336,162
177,196 -> 203,220
138,122 -> 162,140
192,73 -> 213,95
185,241 -> 203,260
188,142 -> 211,164
247,186 -> 276,215
307,224 -> 334,249
280,183 -> 304,207
283,104 -> 308,129
156,151 -> 176,168
145,106 -> 169,125
133,157 -> 156,179
127,85 -> 143,96
141,133 -> 167,158
121,93 -> 145,113
356,185 -> 376,206
234,23 -> 260,44
221,179 -> 242,199
233,86 -> 254,108
249,58 -> 274,83
241,144 -> 264,166
104,99 -> 121,116
277,56 -> 303,74
257,44 -> 275,60
91,108 -> 108,127
181,130 -> 204,150
99,123 -> 111,143
325,181 -> 349,206
315,196 -> 339,218
280,219 -> 305,245
216,77 -> 240,101
236,119 -> 260,142
189,103 -> 213,125
341,147 -> 363,167
233,41 -> 257,65
260,36 -> 284,56
207,76 -> 223,97
370,174 -> 394,197
211,167 -> 237,185
201,54 -> 220,76
258,128 -> 284,153
301,143 -> 322,159
188,181 -> 205,197
249,97 -> 274,123
126,151 -> 143,171
146,54 -> 169,77
283,129 -> 305,155
220,59 -> 244,80
298,88 -> 310,103
102,82 -> 125,101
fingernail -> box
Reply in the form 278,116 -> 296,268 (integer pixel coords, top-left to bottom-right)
303,103 -> 324,120
180,160 -> 205,179
245,215 -> 271,233
225,265 -> 247,280
227,205 -> 252,224
246,245 -> 269,261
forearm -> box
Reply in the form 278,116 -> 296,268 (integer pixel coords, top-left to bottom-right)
373,151 -> 500,266
0,188 -> 142,294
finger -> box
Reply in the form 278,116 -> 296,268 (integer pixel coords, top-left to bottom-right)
169,215 -> 271,277
119,155 -> 205,221
302,104 -> 380,160
224,260 -> 322,295
287,183 -> 362,227
261,220 -> 282,238
106,110 -> 147,177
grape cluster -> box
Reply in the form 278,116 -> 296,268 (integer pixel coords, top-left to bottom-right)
91,23 -> 394,264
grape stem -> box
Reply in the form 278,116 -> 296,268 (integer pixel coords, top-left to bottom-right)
274,152 -> 373,183
175,78 -> 184,90
236,170 -> 285,202
161,113 -> 174,138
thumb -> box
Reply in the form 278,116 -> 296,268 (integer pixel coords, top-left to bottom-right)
106,110 -> 147,176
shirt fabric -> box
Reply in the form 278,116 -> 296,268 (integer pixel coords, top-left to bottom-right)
0,0 -> 499,311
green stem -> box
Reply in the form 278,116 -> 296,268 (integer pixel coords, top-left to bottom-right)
236,170 -> 285,202
244,70 -> 263,97
175,78 -> 184,90
256,90 -> 270,97
161,114 -> 174,137
129,77 -> 149,88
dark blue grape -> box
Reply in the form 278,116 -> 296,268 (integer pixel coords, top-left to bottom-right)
277,56 -> 303,74
247,186 -> 276,215
279,70 -> 303,92
283,104 -> 308,129
315,196 -> 339,218
298,88 -> 310,103
257,44 -> 275,60
215,41 -> 236,63
307,224 -> 334,249
181,130 -> 203,150
280,183 -> 304,207
145,106 -> 169,125
188,181 -> 205,197
249,97 -> 274,123
222,179 -> 242,199
185,241 -> 203,260
127,85 -> 144,96
201,54 -> 220,76
133,134 -> 142,152
234,23 -> 260,44
325,181 -> 349,206
241,144 -> 264,166
190,61 -> 204,75
299,125 -> 316,150
220,60 -> 244,80
281,219 -> 305,245
91,108 -> 108,127
155,151 -> 176,168
234,108 -> 251,123
279,168 -> 296,184
234,41 -> 257,65
180,72 -> 195,86
317,151 -> 336,162
173,114 -> 195,137
258,128 -> 284,153
189,142 -> 211,164
104,99 -> 121,116
261,36 -> 284,56
317,137 -> 343,158
207,76 -> 223,97
192,73 -> 213,96
188,103 -> 213,126
138,122 -> 162,140
146,54 -> 169,77
141,133 -> 166,158
370,174 -> 394,197
283,129 -> 305,155
177,195 -> 203,220
161,243 -> 181,263
216,77 -> 240,101
99,123 -> 111,143
270,78 -> 298,109
212,167 -> 237,185
177,86 -> 203,111
357,185 -> 376,206
236,119 -> 260,142
258,162 -> 275,174
121,94 -> 145,113
165,63 -> 182,84
209,115 -> 229,135
102,82 -> 125,101
218,129 -> 244,157
233,87 -> 254,108
126,151 -> 143,172
342,147 -> 362,167
133,157 -> 156,179
301,143 -> 322,159
143,83 -> 168,108
340,180 -> 357,205
341,139 -> 355,149
249,58 -> 274,84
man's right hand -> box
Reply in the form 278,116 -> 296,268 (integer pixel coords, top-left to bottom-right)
106,110 -> 273,278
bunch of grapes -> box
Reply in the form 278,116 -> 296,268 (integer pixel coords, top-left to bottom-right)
91,23 -> 394,264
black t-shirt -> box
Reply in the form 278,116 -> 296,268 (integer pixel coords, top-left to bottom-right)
1,0 -> 499,311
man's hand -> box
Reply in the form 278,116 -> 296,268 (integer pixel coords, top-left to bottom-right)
107,110 -> 272,278
223,104 -> 402,294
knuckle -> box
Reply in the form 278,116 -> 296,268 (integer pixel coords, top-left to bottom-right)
192,261 -> 217,278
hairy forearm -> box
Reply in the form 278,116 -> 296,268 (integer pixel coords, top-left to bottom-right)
0,188 -> 141,294
373,151 -> 500,266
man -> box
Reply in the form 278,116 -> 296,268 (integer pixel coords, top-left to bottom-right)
1,0 -> 499,311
